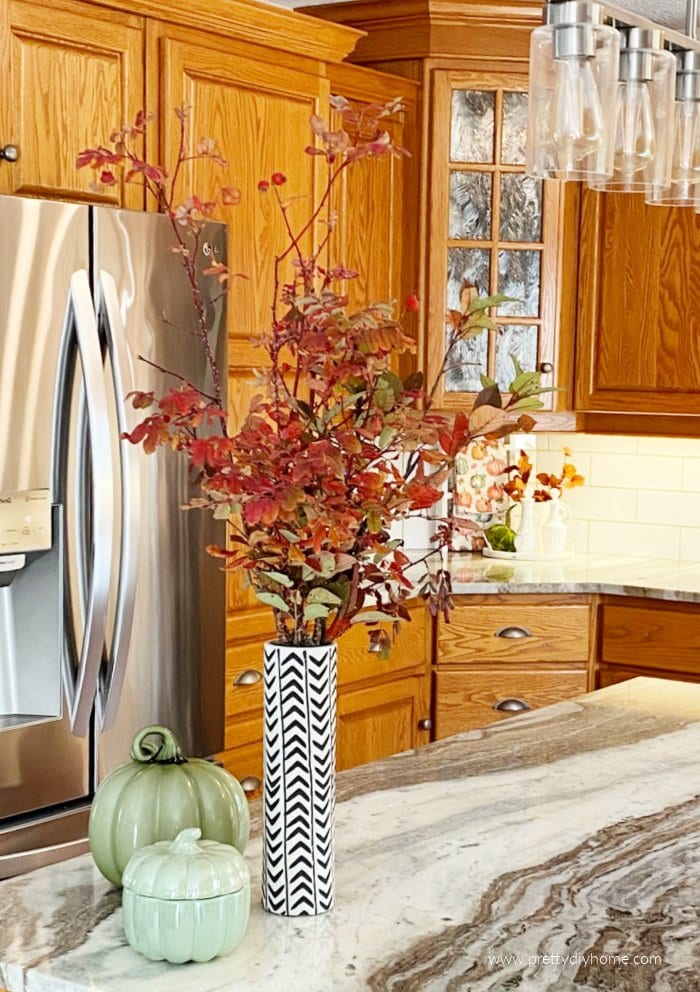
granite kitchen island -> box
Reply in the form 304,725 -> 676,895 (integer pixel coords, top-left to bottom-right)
1,677 -> 698,991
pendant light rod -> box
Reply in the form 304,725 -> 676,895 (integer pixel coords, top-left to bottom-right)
604,2 -> 700,52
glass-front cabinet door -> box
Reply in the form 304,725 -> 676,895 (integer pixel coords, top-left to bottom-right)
427,71 -> 570,412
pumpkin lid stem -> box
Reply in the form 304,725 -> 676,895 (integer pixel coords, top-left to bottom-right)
130,725 -> 187,764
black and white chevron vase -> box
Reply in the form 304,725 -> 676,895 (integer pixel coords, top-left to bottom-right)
262,641 -> 337,916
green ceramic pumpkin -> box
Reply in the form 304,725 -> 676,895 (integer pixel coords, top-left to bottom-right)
88,725 -> 250,886
122,827 -> 251,964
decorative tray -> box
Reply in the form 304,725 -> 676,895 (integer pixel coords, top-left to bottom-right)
482,548 -> 574,562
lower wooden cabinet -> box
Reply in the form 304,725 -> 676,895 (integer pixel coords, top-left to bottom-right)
434,594 -> 594,738
337,675 -> 431,771
435,667 -> 589,738
595,596 -> 700,689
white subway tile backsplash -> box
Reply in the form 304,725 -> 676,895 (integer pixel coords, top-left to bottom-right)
566,485 -> 634,522
679,528 -> 700,563
637,491 -> 697,528
532,432 -> 700,561
589,453 -> 682,491
587,520 -> 680,559
682,459 -> 700,493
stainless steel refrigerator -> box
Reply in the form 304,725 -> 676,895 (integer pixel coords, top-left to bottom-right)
0,195 -> 227,877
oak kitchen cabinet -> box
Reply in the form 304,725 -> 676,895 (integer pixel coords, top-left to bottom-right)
596,597 -> 700,688
434,595 -> 593,737
304,0 -> 579,427
575,191 -> 700,430
0,0 -> 145,208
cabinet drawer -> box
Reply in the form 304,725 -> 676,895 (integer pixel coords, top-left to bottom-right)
435,667 -> 589,738
337,607 -> 428,686
601,603 -> 700,675
226,642 -> 264,720
438,603 -> 590,664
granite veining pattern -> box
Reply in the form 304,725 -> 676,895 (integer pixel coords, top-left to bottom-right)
1,679 -> 700,991
445,551 -> 700,602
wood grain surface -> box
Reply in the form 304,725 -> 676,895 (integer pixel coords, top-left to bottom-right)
435,666 -> 589,737
601,601 -> 700,675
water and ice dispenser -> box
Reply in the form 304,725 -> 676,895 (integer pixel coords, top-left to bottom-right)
0,490 -> 62,729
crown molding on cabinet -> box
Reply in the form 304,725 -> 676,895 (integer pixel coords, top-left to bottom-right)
76,0 -> 365,64
298,0 -> 542,62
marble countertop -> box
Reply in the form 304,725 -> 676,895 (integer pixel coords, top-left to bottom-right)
441,551 -> 700,602
2,676 -> 699,991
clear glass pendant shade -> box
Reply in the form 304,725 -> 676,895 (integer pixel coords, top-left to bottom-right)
589,32 -> 676,194
526,2 -> 620,181
647,51 -> 700,205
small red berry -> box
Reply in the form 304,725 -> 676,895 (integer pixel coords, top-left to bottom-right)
257,180 -> 269,192
405,293 -> 420,312
271,172 -> 287,186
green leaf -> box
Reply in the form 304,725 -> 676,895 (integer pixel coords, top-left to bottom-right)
307,588 -> 342,606
480,373 -> 496,388
378,426 -> 396,449
510,395 -> 545,411
510,353 -> 525,378
350,610 -> 396,624
263,570 -> 294,588
303,603 -> 330,621
403,371 -> 424,391
510,370 -> 541,394
279,529 -> 301,543
213,503 -> 232,520
466,293 -> 514,314
255,590 -> 290,612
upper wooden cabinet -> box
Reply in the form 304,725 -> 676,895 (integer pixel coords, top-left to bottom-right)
304,0 -> 579,425
575,189 -> 700,422
0,0 -> 145,207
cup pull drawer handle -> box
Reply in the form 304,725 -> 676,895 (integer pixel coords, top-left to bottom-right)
493,698 -> 531,713
233,669 -> 263,686
241,776 -> 262,793
494,626 -> 533,639
0,144 -> 19,163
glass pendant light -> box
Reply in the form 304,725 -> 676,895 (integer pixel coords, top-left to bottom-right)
589,28 -> 676,193
526,0 -> 620,182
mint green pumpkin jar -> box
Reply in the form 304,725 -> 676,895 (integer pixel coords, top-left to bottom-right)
122,828 -> 251,963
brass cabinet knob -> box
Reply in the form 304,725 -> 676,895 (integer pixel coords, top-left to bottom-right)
240,775 -> 262,793
418,718 -> 433,731
233,669 -> 262,686
0,145 -> 19,163
493,698 -> 531,713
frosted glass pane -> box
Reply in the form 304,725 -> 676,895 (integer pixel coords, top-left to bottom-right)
502,92 -> 528,165
499,175 -> 542,242
449,172 -> 492,239
495,325 -> 539,391
445,248 -> 490,392
497,250 -> 541,317
451,90 -> 495,163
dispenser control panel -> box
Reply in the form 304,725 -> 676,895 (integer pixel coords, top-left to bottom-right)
0,489 -> 52,553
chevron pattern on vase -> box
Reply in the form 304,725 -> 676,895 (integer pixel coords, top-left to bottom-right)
262,641 -> 337,917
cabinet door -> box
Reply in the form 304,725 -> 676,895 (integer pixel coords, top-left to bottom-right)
427,71 -> 574,412
158,32 -> 327,619
0,0 -> 144,206
337,674 -> 431,770
597,664 -> 700,689
325,63 -> 419,374
575,189 -> 700,416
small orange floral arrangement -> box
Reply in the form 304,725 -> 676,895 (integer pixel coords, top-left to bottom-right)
503,447 -> 585,503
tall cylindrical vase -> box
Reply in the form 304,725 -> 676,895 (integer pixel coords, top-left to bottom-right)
261,641 -> 337,916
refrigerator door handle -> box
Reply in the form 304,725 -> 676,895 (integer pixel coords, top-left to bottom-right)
95,270 -> 140,729
64,270 -> 114,736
